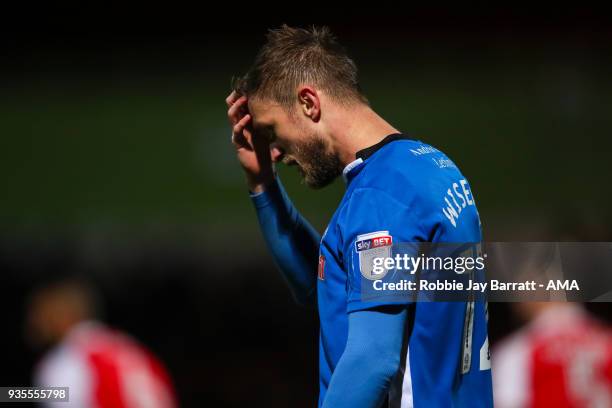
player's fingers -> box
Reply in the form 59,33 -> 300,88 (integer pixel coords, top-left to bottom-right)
241,123 -> 256,150
225,91 -> 238,108
232,113 -> 251,138
231,126 -> 247,147
227,96 -> 248,124
231,131 -> 244,148
232,129 -> 254,153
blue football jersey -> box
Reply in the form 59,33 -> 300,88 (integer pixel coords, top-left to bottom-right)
317,134 -> 493,407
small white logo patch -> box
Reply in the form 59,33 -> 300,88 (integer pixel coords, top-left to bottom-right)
356,231 -> 393,280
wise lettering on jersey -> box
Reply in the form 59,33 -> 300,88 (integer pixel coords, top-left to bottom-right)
442,179 -> 475,228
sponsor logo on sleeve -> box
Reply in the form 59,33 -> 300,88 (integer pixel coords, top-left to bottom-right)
355,234 -> 393,252
356,231 -> 393,280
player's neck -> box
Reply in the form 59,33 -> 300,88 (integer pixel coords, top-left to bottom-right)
331,104 -> 399,167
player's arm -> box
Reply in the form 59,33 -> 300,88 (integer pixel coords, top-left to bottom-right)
322,306 -> 407,408
226,92 -> 319,305
250,178 -> 320,305
322,187 -> 423,406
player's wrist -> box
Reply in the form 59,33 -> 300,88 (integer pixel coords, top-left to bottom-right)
246,169 -> 276,194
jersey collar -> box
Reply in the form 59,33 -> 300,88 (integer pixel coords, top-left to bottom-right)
342,133 -> 413,184
355,133 -> 413,160
342,157 -> 364,183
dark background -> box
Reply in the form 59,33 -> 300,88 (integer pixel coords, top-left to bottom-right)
1,7 -> 611,407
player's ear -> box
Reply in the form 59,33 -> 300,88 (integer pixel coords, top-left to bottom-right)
298,86 -> 320,122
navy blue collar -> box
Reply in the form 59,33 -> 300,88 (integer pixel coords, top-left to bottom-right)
355,133 -> 413,160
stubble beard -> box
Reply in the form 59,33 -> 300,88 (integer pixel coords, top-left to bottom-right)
289,133 -> 344,189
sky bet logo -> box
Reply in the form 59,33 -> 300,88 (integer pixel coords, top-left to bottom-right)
355,235 -> 393,252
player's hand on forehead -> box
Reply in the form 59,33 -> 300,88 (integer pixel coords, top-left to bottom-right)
226,92 -> 249,123
226,90 -> 278,192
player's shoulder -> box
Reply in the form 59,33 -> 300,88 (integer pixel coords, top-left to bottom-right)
35,341 -> 88,386
366,137 -> 460,176
353,138 -> 464,201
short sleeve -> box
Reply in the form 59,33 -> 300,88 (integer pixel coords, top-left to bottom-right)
341,187 -> 427,313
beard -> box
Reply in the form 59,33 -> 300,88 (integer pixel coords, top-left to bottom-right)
285,133 -> 344,189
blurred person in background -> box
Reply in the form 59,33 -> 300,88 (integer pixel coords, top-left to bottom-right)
26,279 -> 177,408
493,302 -> 612,407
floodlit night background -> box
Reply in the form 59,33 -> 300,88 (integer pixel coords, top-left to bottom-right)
1,8 -> 611,407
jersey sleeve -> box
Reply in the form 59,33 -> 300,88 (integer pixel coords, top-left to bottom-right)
321,306 -> 408,407
250,177 -> 320,306
341,187 -> 427,313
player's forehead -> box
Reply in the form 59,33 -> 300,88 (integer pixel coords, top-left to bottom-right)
248,97 -> 286,128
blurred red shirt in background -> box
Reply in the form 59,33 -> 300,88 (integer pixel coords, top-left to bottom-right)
35,321 -> 177,408
493,304 -> 612,408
